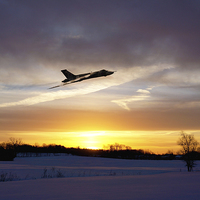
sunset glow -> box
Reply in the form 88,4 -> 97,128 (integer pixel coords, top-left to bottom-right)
2,130 -> 200,154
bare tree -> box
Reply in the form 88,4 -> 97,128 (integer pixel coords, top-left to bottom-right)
108,143 -> 132,151
177,131 -> 199,172
6,138 -> 22,151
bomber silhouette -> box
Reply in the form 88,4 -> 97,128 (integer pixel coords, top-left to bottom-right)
49,69 -> 115,89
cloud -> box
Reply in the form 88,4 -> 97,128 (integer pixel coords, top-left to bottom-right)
112,84 -> 157,110
1,0 -> 200,113
112,94 -> 150,111
0,85 -> 106,108
112,87 -> 152,111
0,65 -> 170,108
136,89 -> 150,94
175,101 -> 200,109
1,0 -> 200,78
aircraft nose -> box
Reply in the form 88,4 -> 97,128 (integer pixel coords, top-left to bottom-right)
108,71 -> 115,75
103,70 -> 115,76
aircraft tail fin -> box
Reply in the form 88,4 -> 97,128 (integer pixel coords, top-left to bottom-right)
61,69 -> 76,80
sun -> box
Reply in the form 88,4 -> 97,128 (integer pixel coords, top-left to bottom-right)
84,136 -> 99,149
78,131 -> 106,149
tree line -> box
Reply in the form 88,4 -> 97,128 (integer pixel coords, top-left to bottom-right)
1,132 -> 200,172
0,138 -> 174,160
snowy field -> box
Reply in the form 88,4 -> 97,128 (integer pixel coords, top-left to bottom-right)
0,155 -> 200,200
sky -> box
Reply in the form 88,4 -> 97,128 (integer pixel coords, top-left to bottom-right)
1,0 -> 200,153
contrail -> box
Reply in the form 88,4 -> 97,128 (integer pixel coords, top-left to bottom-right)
0,65 -> 173,108
0,84 -> 109,108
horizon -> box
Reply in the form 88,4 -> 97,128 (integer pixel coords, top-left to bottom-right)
1,1 -> 200,155
2,130 -> 200,154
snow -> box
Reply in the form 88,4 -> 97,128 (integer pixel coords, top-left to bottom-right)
0,155 -> 200,200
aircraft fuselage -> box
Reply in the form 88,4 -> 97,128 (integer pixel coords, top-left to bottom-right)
49,69 -> 115,89
62,69 -> 114,83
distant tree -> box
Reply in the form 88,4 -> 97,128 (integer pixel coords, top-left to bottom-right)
104,143 -> 132,151
0,142 -> 7,149
0,138 -> 20,161
7,138 -> 22,151
166,150 -> 174,155
177,131 -> 199,172
126,146 -> 132,150
9,137 -> 22,146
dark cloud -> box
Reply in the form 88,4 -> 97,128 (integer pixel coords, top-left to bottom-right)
1,0 -> 200,74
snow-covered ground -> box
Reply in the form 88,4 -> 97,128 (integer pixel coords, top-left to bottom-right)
0,155 -> 200,199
